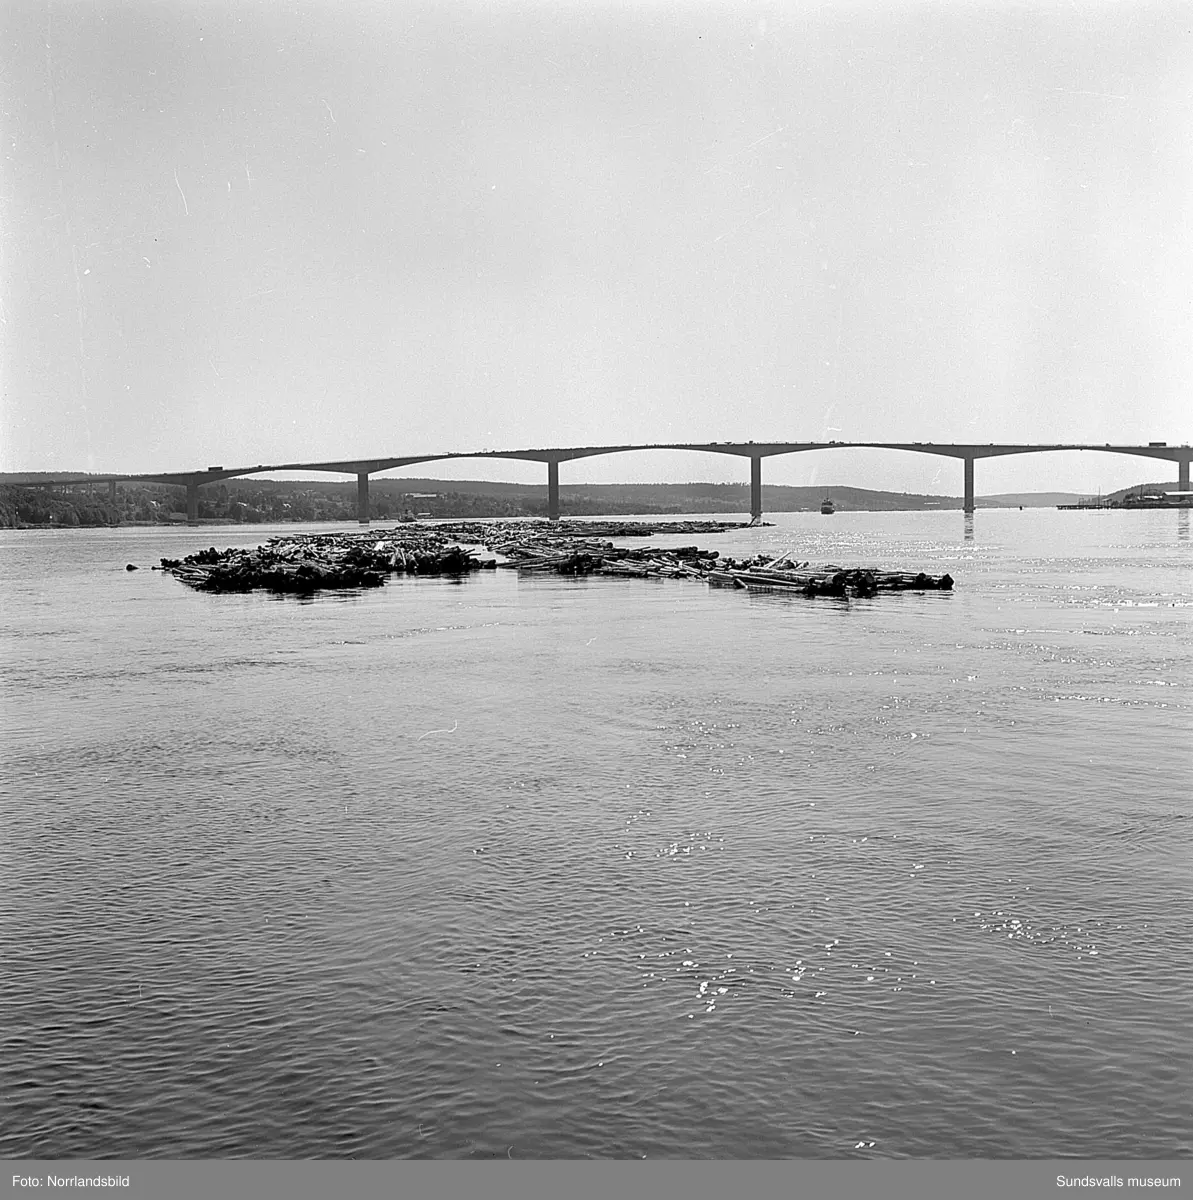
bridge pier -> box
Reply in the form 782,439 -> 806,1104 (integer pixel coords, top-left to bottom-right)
1180,457 -> 1190,492
750,456 -> 763,521
963,457 -> 975,514
547,460 -> 560,521
186,481 -> 200,524
357,473 -> 370,524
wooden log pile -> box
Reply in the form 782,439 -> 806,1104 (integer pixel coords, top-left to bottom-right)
507,551 -> 950,594
494,537 -> 722,579
160,534 -> 496,594
704,550 -> 952,597
158,520 -> 952,598
437,518 -> 754,541
718,566 -> 953,598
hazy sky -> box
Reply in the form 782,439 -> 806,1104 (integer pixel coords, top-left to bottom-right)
3,0 -> 1191,493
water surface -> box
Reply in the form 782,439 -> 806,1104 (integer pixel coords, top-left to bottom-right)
2,509 -> 1190,1158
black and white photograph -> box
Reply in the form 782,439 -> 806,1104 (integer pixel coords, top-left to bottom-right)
2,0 -> 1190,1189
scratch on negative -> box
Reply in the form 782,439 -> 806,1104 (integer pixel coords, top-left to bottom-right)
1052,88 -> 1128,100
743,125 -> 784,152
174,170 -> 189,216
703,125 -> 784,175
418,720 -> 458,740
235,289 -> 275,306
713,205 -> 774,244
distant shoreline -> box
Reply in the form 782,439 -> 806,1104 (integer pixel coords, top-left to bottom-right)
4,505 -> 1079,531
3,476 -> 1180,529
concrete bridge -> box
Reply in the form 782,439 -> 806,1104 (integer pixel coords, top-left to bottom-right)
7,441 -> 1191,523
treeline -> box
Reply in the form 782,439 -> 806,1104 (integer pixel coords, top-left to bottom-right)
0,481 -> 348,528
4,473 -> 1104,528
0,480 -> 678,528
1105,481 -> 1179,502
0,487 -> 123,528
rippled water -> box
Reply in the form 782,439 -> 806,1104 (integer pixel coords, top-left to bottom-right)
2,509 -> 1190,1159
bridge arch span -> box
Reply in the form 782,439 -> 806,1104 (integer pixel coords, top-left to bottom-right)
11,440 -> 1187,522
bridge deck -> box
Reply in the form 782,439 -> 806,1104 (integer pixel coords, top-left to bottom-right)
6,442 -> 1188,524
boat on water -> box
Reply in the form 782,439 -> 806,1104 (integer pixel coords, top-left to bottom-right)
820,498 -> 835,515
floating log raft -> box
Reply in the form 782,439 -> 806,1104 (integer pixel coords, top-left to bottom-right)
159,520 -> 952,598
417,518 -> 754,548
721,565 -> 952,598
501,549 -> 952,595
160,537 -> 495,594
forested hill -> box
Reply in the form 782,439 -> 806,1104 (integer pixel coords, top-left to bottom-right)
0,476 -> 1086,528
